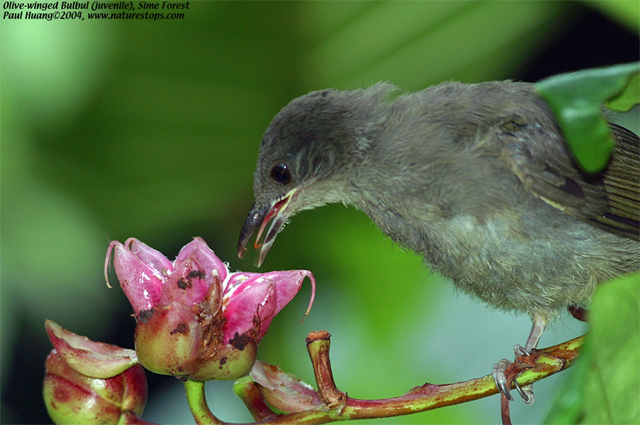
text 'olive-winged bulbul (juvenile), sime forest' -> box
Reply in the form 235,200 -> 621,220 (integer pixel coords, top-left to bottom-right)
238,81 -> 640,399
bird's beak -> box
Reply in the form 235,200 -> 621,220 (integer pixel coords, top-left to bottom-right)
238,188 -> 298,267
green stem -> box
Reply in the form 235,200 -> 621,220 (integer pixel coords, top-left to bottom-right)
234,376 -> 278,422
184,379 -> 222,425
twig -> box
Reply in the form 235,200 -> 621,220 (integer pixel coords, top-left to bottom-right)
190,333 -> 583,424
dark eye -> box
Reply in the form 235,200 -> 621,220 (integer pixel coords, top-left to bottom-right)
270,163 -> 291,185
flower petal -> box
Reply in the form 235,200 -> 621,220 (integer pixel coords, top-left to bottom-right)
224,271 -> 315,319
176,237 -> 228,283
108,241 -> 163,314
222,270 -> 316,343
125,238 -> 173,275
162,255 -> 211,307
250,361 -> 320,413
260,270 -> 316,318
45,319 -> 138,379
223,280 -> 276,344
223,272 -> 260,299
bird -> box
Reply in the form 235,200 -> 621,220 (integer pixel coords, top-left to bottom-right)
237,80 -> 639,401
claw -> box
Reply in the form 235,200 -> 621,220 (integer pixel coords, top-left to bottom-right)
514,344 -> 529,357
492,359 -> 514,401
513,380 -> 535,405
493,350 -> 537,404
495,317 -> 546,408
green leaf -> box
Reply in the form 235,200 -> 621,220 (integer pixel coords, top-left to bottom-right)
582,272 -> 640,424
544,364 -> 587,424
536,62 -> 640,172
547,272 -> 640,424
607,71 -> 640,112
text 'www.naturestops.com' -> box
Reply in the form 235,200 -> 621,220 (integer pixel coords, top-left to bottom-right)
3,1 -> 190,21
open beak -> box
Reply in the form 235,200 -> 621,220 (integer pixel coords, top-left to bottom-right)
238,188 -> 298,267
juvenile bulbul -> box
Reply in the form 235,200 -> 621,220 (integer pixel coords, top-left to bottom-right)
237,81 -> 639,399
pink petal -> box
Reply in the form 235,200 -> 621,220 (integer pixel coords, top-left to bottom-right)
221,270 -> 315,344
108,241 -> 163,314
223,270 -> 316,342
260,271 -> 316,318
223,272 -> 261,298
45,319 -> 138,379
162,255 -> 211,306
125,238 -> 173,275
224,271 -> 315,320
222,280 -> 276,344
176,238 -> 228,283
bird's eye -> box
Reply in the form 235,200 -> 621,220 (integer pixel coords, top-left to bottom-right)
270,163 -> 291,185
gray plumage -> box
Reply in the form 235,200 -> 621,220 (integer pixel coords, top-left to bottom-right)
238,81 -> 640,331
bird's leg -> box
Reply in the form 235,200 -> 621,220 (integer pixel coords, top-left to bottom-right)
492,316 -> 548,404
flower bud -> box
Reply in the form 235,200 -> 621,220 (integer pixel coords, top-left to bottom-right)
43,322 -> 147,425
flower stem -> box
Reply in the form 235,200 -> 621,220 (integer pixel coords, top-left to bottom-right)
306,331 -> 346,411
184,380 -> 222,425
301,331 -> 582,421
204,333 -> 581,424
234,376 -> 278,422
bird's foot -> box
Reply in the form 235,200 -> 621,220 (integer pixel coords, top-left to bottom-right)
514,380 -> 535,405
514,344 -> 528,357
492,344 -> 536,405
492,358 -> 513,400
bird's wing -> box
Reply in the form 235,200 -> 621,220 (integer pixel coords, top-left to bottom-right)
594,124 -> 640,239
499,121 -> 639,240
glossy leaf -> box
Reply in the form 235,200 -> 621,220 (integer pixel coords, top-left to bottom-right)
536,62 -> 639,172
545,272 -> 640,424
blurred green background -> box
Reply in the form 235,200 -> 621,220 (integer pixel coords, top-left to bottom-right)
1,1 -> 638,424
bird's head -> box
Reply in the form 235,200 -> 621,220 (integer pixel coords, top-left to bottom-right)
238,84 -> 396,266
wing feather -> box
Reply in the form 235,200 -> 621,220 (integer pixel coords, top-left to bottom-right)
499,117 -> 639,240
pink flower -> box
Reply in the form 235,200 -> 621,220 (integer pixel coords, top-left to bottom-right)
105,237 -> 315,381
